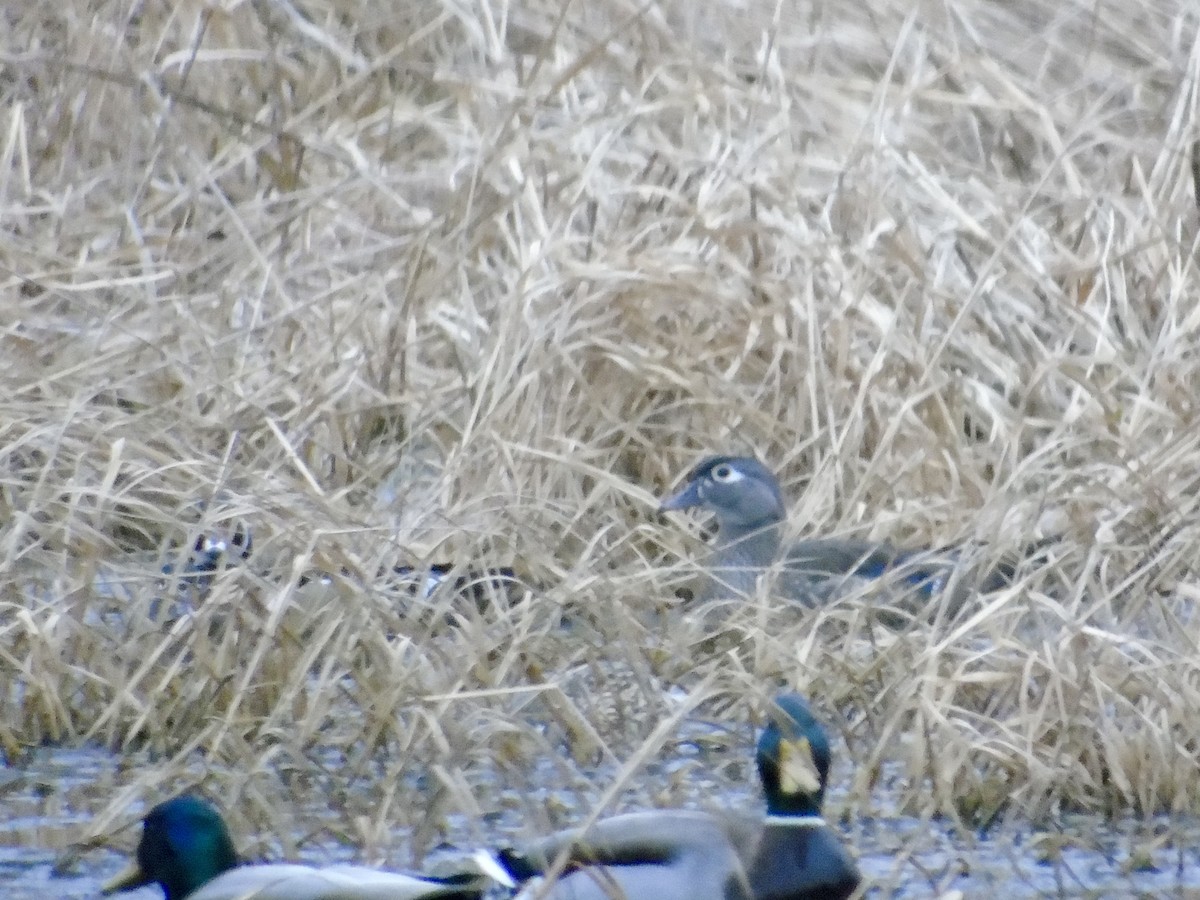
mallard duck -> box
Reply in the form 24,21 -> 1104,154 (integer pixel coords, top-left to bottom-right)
101,795 -> 506,900
659,455 -> 1028,605
749,693 -> 860,899
489,694 -> 860,900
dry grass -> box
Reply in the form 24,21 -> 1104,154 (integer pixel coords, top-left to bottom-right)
3,0 -> 1200,890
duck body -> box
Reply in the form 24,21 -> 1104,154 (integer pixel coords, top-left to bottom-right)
102,796 -> 495,900
166,862 -> 487,900
496,809 -> 755,900
748,819 -> 859,900
659,455 -> 1022,604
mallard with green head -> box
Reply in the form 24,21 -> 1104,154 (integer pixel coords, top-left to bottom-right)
101,795 -> 506,900
749,693 -> 860,899
492,693 -> 860,900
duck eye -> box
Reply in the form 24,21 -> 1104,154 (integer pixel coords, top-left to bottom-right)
711,464 -> 736,482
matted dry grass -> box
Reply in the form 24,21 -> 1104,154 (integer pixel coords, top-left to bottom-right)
3,0 -> 1200,891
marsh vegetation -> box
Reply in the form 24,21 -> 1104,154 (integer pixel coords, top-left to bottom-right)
3,0 -> 1200,895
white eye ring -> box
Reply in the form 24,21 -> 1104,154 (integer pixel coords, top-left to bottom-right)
711,464 -> 742,483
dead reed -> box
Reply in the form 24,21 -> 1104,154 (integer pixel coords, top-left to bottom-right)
2,0 -> 1200,885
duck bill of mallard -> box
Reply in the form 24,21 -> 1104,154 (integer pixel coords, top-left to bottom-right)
658,480 -> 703,513
778,737 -> 822,797
101,859 -> 152,894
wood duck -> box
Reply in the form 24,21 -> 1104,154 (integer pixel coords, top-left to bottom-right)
300,563 -> 527,626
659,455 -> 1025,605
101,795 -> 508,900
160,522 -> 254,586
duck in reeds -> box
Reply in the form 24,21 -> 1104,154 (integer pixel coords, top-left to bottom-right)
160,522 -> 254,590
102,795 -> 507,900
181,523 -> 254,577
300,562 -> 525,610
659,455 -> 1030,606
391,564 -> 525,609
136,522 -> 256,620
490,694 -> 859,900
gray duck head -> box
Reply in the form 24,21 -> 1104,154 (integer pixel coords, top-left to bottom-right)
658,456 -> 787,539
659,455 -> 791,598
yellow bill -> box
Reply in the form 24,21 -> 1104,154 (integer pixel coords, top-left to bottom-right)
778,737 -> 821,796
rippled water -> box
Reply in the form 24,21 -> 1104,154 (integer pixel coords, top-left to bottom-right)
5,744 -> 1200,899
0,749 -> 127,900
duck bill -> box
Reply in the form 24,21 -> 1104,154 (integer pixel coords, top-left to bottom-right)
778,737 -> 821,796
658,481 -> 703,513
101,860 -> 152,895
